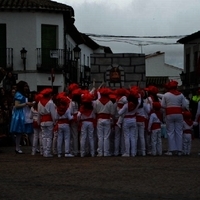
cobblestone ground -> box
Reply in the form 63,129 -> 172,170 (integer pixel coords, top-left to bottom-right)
1,138 -> 200,200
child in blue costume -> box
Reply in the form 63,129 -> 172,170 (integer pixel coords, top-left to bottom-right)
10,81 -> 34,154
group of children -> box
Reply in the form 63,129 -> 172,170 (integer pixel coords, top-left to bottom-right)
22,81 -> 198,158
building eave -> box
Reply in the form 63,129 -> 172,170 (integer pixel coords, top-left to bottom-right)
177,31 -> 200,44
0,0 -> 74,16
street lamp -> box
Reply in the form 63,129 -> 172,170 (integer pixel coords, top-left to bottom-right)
84,66 -> 90,87
73,45 -> 81,84
73,45 -> 81,60
180,71 -> 186,85
20,47 -> 27,70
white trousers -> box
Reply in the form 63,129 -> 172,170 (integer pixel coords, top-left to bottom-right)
182,133 -> 192,155
80,121 -> 94,156
41,125 -> 53,156
32,128 -> 42,154
136,122 -> 146,155
97,119 -> 111,156
57,124 -> 71,154
70,121 -> 79,155
166,114 -> 183,152
151,129 -> 162,156
122,118 -> 137,156
114,125 -> 125,156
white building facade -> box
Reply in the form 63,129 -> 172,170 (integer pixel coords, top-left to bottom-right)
145,51 -> 182,87
0,0 -> 74,92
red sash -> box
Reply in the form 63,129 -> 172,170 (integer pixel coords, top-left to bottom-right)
183,129 -> 192,134
97,113 -> 111,119
165,107 -> 182,115
58,118 -> 69,124
124,114 -> 136,118
136,115 -> 146,122
41,114 -> 52,122
151,123 -> 161,130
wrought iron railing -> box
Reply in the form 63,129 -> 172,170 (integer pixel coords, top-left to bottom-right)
36,48 -> 65,71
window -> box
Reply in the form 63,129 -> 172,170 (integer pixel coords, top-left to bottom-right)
41,25 -> 57,69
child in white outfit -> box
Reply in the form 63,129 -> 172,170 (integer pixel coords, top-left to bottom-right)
182,111 -> 197,155
55,94 -> 74,158
148,102 -> 162,156
30,100 -> 43,155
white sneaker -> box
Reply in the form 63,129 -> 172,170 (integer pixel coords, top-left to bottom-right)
164,151 -> 172,156
44,154 -> 53,158
58,154 -> 62,158
31,152 -> 36,156
122,153 -> 130,157
177,152 -> 182,156
65,153 -> 74,157
15,150 -> 23,154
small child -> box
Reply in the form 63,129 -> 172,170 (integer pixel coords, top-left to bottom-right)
148,102 -> 162,156
182,111 -> 197,156
77,92 -> 96,157
55,93 -> 74,158
115,88 -> 129,128
30,94 -> 43,155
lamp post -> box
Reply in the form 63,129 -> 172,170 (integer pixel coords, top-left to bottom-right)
20,47 -> 27,71
84,66 -> 90,88
73,45 -> 81,84
180,71 -> 186,86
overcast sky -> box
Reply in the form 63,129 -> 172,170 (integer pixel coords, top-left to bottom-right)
58,0 -> 200,68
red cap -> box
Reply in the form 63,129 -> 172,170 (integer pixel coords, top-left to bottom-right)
98,87 -> 112,95
148,85 -> 158,94
72,88 -> 82,96
168,80 -> 178,89
115,88 -> 129,97
129,87 -> 139,98
81,93 -> 93,102
40,88 -> 52,95
68,83 -> 79,92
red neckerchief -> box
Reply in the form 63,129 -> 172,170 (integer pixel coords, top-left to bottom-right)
40,97 -> 51,106
99,96 -> 110,105
79,105 -> 93,116
184,119 -> 193,126
128,102 -> 136,112
169,89 -> 181,95
57,104 -> 69,116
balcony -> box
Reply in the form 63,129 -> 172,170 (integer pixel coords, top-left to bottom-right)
36,48 -> 65,72
0,48 -> 13,70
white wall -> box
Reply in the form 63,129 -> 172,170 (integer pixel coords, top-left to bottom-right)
0,11 -> 65,91
184,38 -> 200,72
146,53 -> 182,85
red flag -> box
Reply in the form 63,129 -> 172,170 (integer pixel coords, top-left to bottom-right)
51,68 -> 55,83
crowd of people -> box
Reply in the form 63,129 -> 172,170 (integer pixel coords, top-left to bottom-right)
4,79 -> 200,157
1,67 -> 200,157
